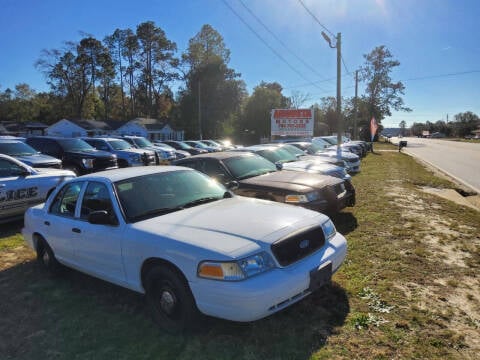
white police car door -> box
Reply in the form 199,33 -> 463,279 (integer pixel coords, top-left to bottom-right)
73,181 -> 125,284
0,157 -> 41,219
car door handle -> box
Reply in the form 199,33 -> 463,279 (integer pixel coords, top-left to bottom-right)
44,221 -> 50,226
72,228 -> 81,233
0,184 -> 5,188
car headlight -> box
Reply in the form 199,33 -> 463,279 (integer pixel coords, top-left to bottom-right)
321,218 -> 336,241
82,158 -> 94,168
198,252 -> 275,281
285,191 -> 319,203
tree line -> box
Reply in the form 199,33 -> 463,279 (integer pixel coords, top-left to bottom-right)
1,21 -> 421,141
406,112 -> 479,138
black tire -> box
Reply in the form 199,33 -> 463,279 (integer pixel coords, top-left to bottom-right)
36,237 -> 61,273
145,266 -> 199,333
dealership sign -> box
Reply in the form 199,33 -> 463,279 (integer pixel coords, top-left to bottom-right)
271,109 -> 314,137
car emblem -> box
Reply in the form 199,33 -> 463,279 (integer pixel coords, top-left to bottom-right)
299,239 -> 310,249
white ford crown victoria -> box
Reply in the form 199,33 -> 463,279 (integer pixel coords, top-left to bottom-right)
23,166 -> 347,331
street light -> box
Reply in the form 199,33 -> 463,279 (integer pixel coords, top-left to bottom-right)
321,31 -> 342,159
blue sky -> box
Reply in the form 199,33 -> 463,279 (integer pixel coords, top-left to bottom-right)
1,0 -> 479,127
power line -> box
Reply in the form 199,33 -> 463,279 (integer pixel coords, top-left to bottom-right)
341,55 -> 351,75
221,0 -> 329,92
237,0 -> 328,81
401,70 -> 480,82
297,0 -> 335,38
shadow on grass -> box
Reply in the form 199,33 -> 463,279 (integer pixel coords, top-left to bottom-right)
1,256 -> 350,360
331,211 -> 358,236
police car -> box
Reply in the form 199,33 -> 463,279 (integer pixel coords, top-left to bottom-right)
0,154 -> 75,223
22,166 -> 347,332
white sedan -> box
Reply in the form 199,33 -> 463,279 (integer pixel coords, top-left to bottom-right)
23,166 -> 347,332
0,154 -> 75,223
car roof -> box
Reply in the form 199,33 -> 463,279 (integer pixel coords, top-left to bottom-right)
83,137 -> 124,142
176,151 -> 255,161
75,165 -> 194,183
242,145 -> 279,151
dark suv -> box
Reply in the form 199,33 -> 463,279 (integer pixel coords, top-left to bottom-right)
26,137 -> 118,175
82,137 -> 156,167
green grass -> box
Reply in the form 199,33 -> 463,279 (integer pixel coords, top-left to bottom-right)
0,142 -> 479,359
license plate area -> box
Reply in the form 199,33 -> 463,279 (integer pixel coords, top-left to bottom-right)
308,262 -> 332,292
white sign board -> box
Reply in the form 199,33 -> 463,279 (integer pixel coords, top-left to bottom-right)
271,109 -> 314,137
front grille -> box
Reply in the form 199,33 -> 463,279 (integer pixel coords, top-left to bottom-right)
94,157 -> 118,170
271,227 -> 325,266
35,163 -> 61,169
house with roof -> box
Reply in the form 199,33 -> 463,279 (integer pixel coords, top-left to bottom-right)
0,121 -> 49,136
46,119 -> 126,137
44,117 -> 184,140
114,117 -> 184,141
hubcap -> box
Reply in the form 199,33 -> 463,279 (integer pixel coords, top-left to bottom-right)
159,289 -> 176,315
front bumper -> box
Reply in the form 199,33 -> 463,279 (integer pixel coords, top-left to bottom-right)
190,232 -> 347,322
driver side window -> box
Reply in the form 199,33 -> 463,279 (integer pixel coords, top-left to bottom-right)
0,159 -> 27,177
80,182 -> 117,223
50,182 -> 83,217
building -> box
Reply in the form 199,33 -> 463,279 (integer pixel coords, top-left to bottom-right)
44,118 -> 184,140
114,117 -> 184,141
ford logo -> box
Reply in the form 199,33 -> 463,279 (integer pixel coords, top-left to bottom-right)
299,239 -> 310,249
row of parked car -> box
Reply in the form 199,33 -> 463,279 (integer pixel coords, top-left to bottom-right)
0,135 -> 368,223
1,133 -> 369,330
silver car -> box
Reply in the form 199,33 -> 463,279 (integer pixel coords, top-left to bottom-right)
0,154 -> 75,223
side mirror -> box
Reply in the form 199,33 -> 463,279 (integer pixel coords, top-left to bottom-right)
88,210 -> 118,226
226,180 -> 239,191
275,161 -> 283,170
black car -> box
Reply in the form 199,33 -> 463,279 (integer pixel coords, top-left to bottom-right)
26,137 -> 118,175
174,151 -> 354,214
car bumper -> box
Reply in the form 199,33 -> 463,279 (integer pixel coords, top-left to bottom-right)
190,232 -> 347,322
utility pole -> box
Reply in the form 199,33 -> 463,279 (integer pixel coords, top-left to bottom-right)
198,79 -> 202,140
321,31 -> 342,159
354,70 -> 359,140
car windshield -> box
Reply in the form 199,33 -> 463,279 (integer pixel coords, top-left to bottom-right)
115,170 -> 228,222
312,138 -> 333,149
154,143 -> 175,151
280,144 -> 305,156
58,138 -> 95,151
0,141 -> 38,156
187,141 -> 208,149
132,137 -> 153,148
223,154 -> 276,180
322,137 -> 337,145
108,139 -> 132,150
256,147 -> 297,164
174,141 -> 194,150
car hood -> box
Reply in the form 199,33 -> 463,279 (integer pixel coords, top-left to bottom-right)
317,150 -> 359,160
282,160 -> 340,173
69,150 -> 116,159
115,148 -> 153,156
240,170 -> 340,192
130,196 -> 327,258
32,167 -> 76,177
15,154 -> 61,165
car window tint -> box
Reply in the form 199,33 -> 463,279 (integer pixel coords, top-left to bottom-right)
80,182 -> 117,222
204,160 -> 231,181
50,182 -> 83,217
0,158 -> 26,177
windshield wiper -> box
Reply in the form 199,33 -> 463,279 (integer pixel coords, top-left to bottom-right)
181,197 -> 221,208
130,207 -> 183,221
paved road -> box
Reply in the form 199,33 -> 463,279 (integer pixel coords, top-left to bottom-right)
391,137 -> 480,193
